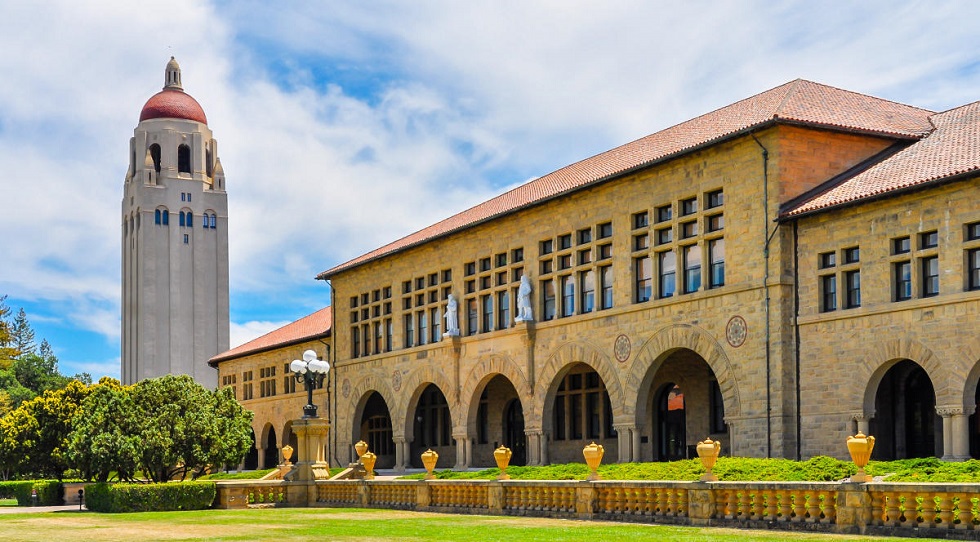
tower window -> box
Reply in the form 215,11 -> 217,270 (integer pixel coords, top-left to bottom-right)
154,209 -> 161,225
149,144 -> 161,173
187,213 -> 193,227
179,212 -> 186,227
178,144 -> 191,174
162,211 -> 169,225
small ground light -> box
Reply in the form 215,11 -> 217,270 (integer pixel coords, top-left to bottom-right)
78,489 -> 84,511
30,488 -> 37,506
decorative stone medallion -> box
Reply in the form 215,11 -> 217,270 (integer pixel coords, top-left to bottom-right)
392,370 -> 402,392
726,315 -> 747,348
341,378 -> 351,399
614,334 -> 631,362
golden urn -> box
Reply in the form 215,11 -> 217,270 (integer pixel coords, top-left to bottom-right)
281,444 -> 294,466
354,440 -> 369,460
846,432 -> 875,483
493,446 -> 513,480
421,449 -> 439,480
361,451 -> 377,480
582,442 -> 604,481
696,438 -> 721,481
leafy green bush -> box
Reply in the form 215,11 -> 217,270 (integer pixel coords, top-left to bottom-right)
0,480 -> 64,505
84,481 -> 216,513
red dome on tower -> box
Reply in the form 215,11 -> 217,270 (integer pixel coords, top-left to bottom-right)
138,56 -> 208,124
139,89 -> 208,124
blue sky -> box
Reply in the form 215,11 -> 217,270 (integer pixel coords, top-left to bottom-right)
2,1 -> 980,380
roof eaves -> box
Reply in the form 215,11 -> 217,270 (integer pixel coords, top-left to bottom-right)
208,328 -> 332,367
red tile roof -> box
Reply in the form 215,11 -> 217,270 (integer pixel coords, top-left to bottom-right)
140,89 -> 208,124
317,80 -> 934,279
785,100 -> 980,216
209,306 -> 332,365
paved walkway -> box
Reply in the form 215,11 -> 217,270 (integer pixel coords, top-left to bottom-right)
0,504 -> 87,514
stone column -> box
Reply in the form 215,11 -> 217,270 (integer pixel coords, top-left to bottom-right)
614,424 -> 637,462
851,412 -> 871,437
938,405 -> 972,461
393,436 -> 407,472
256,447 -> 266,470
540,431 -> 550,465
525,430 -> 542,465
454,433 -> 469,469
289,417 -> 330,481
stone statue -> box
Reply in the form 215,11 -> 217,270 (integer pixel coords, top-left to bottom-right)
444,293 -> 460,336
515,275 -> 533,322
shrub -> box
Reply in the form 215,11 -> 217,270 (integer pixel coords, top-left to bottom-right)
84,481 -> 216,513
0,480 -> 64,505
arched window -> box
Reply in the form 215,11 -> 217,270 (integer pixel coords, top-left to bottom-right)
155,209 -> 161,225
178,144 -> 191,174
162,211 -> 169,225
186,213 -> 193,227
179,211 -> 186,227
149,144 -> 161,173
211,215 -> 216,229
206,147 -> 213,177
202,213 -> 208,228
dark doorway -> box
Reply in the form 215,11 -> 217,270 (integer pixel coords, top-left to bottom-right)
359,392 -> 395,468
504,399 -> 527,466
263,427 -> 279,469
411,384 -> 454,468
243,429 -> 258,470
657,383 -> 686,460
871,359 -> 937,459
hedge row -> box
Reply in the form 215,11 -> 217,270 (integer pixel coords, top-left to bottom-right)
85,481 -> 216,513
0,480 -> 64,505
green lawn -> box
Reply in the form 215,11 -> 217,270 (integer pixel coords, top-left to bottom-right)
0,507 -> 946,542
0,497 -> 16,506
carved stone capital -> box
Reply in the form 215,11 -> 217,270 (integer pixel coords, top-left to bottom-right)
935,405 -> 965,417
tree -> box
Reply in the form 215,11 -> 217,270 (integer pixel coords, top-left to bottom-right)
7,380 -> 90,478
67,379 -> 140,482
0,296 -> 15,368
10,308 -> 35,357
131,375 -> 253,482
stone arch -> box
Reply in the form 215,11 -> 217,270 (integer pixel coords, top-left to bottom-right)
395,365 -> 457,438
460,353 -> 532,431
340,371 -> 399,443
536,340 -> 624,431
257,420 -> 276,447
960,336 -> 980,411
625,324 -> 740,427
859,338 -> 956,416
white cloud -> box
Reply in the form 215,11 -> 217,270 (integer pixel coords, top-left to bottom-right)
3,1 -> 980,378
230,320 -> 293,350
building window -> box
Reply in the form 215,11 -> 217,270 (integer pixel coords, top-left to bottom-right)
683,245 -> 701,294
374,321 -> 383,353
708,239 -> 725,288
466,298 -> 478,335
634,257 -> 652,303
552,367 -> 616,442
706,189 -> 724,209
920,231 -> 939,249
893,236 -> 911,254
558,234 -> 572,250
352,326 -> 361,357
656,205 -> 672,223
968,249 -> 980,291
186,213 -> 193,228
541,280 -> 556,321
681,197 -> 698,216
417,311 -> 428,345
819,252 -> 836,269
578,228 -> 592,245
922,256 -> 939,297
154,209 -> 161,224
843,247 -> 860,264
844,270 -> 861,309
894,261 -> 912,301
540,239 -> 553,255
560,275 -> 575,317
633,211 -> 649,229
178,144 -> 191,174
183,234 -> 189,244
497,290 -> 510,330
580,270 -> 595,314
598,222 -> 613,239
404,315 -> 415,348
430,308 -> 441,342
821,275 -> 837,312
481,295 -> 493,333
659,251 -> 676,298
149,144 -> 162,173
179,212 -> 186,227
600,266 -> 613,310
385,319 -> 393,351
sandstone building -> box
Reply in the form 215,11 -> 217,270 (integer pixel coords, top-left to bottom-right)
122,58 -> 229,387
213,80 -> 980,469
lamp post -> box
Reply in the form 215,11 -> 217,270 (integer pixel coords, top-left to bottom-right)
290,350 -> 330,418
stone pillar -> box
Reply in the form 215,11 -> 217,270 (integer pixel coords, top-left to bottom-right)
836,484 -> 872,534
393,437 -> 407,472
852,413 -> 871,437
938,405 -> 972,460
525,430 -> 542,465
540,431 -> 550,465
614,424 -> 640,462
256,447 -> 266,470
454,433 -> 469,469
288,417 -> 331,481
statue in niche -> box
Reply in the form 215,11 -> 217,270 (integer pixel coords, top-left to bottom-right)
444,293 -> 460,336
515,275 -> 533,322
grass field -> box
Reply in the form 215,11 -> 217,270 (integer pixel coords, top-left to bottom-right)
0,507 -> 947,542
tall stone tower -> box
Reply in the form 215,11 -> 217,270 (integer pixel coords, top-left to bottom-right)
121,57 -> 228,387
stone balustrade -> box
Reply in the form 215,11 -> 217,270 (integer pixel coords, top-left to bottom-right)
214,479 -> 980,537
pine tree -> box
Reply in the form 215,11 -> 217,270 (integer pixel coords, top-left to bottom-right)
11,308 -> 36,357
0,296 -> 15,368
